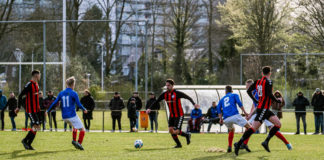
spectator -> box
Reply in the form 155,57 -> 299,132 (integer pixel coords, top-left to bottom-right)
311,88 -> 324,135
188,105 -> 203,133
128,98 -> 137,132
6,92 -> 17,131
0,90 -> 7,131
39,91 -> 46,131
205,101 -> 220,133
145,92 -> 160,133
64,122 -> 72,132
22,97 -> 31,130
109,92 -> 125,132
44,91 -> 58,131
127,91 -> 142,130
271,90 -> 285,119
292,91 -> 310,135
80,89 -> 95,132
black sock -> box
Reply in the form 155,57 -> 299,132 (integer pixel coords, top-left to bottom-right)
179,131 -> 188,137
265,126 -> 280,142
23,130 -> 34,143
238,128 -> 255,146
27,130 -> 37,145
172,134 -> 181,146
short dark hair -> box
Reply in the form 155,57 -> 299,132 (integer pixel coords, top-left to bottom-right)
166,79 -> 175,86
32,70 -> 40,76
262,66 -> 271,75
225,85 -> 232,93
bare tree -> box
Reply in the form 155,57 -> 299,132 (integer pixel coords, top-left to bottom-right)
0,0 -> 15,41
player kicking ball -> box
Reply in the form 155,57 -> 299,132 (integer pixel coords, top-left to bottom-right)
47,76 -> 88,150
217,86 -> 252,153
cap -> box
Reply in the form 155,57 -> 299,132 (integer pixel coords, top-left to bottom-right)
316,88 -> 321,92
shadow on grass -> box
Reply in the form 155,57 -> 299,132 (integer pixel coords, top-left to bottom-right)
191,150 -> 270,160
125,147 -> 171,152
7,149 -> 75,159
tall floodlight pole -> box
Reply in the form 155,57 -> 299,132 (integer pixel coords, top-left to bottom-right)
86,73 -> 91,89
135,0 -> 138,92
284,45 -> 288,108
43,21 -> 47,95
97,43 -> 104,91
15,48 -> 22,93
144,20 -> 148,103
62,0 -> 67,89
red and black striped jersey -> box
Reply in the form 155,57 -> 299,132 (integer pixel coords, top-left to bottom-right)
247,76 -> 280,110
18,80 -> 40,113
150,89 -> 196,118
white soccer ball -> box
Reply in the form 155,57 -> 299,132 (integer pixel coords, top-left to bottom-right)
134,139 -> 143,149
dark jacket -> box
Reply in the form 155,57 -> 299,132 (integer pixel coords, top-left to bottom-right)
109,97 -> 125,116
311,92 -> 324,115
145,97 -> 160,115
44,96 -> 58,112
39,97 -> 45,111
6,97 -> 17,117
127,102 -> 137,119
206,106 -> 218,119
127,96 -> 142,111
271,90 -> 285,119
293,95 -> 310,114
81,95 -> 95,119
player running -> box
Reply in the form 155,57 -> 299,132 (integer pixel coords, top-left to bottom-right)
146,79 -> 199,148
47,77 -> 88,150
16,70 -> 41,150
234,66 -> 289,156
242,79 -> 292,151
217,86 -> 252,153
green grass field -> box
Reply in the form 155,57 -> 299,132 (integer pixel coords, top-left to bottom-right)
1,131 -> 324,160
2,110 -> 318,133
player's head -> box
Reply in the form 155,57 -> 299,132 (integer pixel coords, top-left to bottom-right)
84,89 -> 90,96
149,92 -> 155,98
9,92 -> 15,98
31,70 -> 41,81
212,101 -> 216,107
66,76 -> 76,89
225,85 -> 233,94
262,66 -> 271,77
166,79 -> 175,91
245,79 -> 254,89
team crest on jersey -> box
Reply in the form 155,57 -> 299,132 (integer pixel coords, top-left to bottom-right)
171,95 -> 175,98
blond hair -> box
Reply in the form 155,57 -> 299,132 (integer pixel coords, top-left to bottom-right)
66,76 -> 76,87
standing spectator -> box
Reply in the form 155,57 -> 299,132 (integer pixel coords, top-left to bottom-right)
271,90 -> 285,119
80,89 -> 95,132
109,92 -> 125,132
0,90 -> 7,130
146,92 -> 160,133
64,121 -> 72,132
188,105 -> 203,133
44,91 -> 58,131
292,91 -> 310,135
127,98 -> 137,132
38,91 -> 46,131
6,92 -> 17,131
311,88 -> 324,135
205,101 -> 220,133
127,92 -> 142,130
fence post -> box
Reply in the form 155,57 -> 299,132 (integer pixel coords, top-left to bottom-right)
102,110 -> 104,132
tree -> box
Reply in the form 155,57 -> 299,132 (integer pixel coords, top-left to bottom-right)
0,0 -> 15,41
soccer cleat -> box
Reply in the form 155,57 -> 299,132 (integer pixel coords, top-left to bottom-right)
241,143 -> 251,152
261,141 -> 271,152
28,145 -> 35,150
75,142 -> 84,150
186,132 -> 191,145
227,146 -> 232,153
234,143 -> 240,156
174,145 -> 182,148
286,144 -> 293,150
72,141 -> 79,149
22,140 -> 30,150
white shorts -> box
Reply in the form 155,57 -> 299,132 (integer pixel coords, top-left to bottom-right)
63,116 -> 84,129
224,114 -> 248,130
249,114 -> 273,127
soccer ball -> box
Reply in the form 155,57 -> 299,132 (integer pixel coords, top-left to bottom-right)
134,139 -> 143,149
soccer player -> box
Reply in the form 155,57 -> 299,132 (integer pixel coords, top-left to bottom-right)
47,77 -> 88,150
243,79 -> 292,150
217,86 -> 251,153
16,70 -> 41,150
234,66 -> 288,156
146,79 -> 199,148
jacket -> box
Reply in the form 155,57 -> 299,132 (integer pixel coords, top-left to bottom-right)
191,108 -> 202,119
127,96 -> 142,111
292,94 -> 310,113
271,90 -> 285,119
109,97 -> 125,116
127,102 -> 137,119
6,97 -> 17,117
44,96 -> 58,112
206,106 -> 218,119
311,92 -> 324,114
81,95 -> 95,111
145,97 -> 160,115
39,97 -> 45,111
0,95 -> 7,110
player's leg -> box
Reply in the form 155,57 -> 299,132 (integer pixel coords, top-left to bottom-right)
52,112 -> 57,131
70,116 -> 85,150
227,127 -> 235,152
174,116 -> 191,145
48,112 -> 52,131
169,127 -> 182,148
22,113 -> 40,150
261,114 -> 281,152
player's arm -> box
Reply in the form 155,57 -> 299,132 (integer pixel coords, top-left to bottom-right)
47,93 -> 61,113
146,92 -> 165,113
74,92 -> 88,113
247,103 -> 256,120
235,94 -> 248,117
176,91 -> 196,105
217,101 -> 223,124
16,83 -> 30,112
247,82 -> 258,104
265,80 -> 281,103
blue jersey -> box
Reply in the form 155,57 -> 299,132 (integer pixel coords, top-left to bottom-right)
217,93 -> 243,120
252,89 -> 259,108
191,108 -> 202,119
47,88 -> 86,119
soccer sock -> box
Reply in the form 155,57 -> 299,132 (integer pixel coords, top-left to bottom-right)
171,134 -> 181,146
27,129 -> 37,145
179,131 -> 188,137
78,130 -> 85,144
73,128 -> 77,141
228,131 -> 234,147
243,137 -> 250,145
237,128 -> 255,146
275,131 -> 289,145
265,125 -> 280,143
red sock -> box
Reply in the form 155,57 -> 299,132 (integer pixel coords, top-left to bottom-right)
73,128 -> 77,141
243,137 -> 250,145
275,131 -> 289,145
78,130 -> 85,144
228,131 -> 234,147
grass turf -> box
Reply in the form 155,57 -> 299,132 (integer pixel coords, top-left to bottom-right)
0,131 -> 324,160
